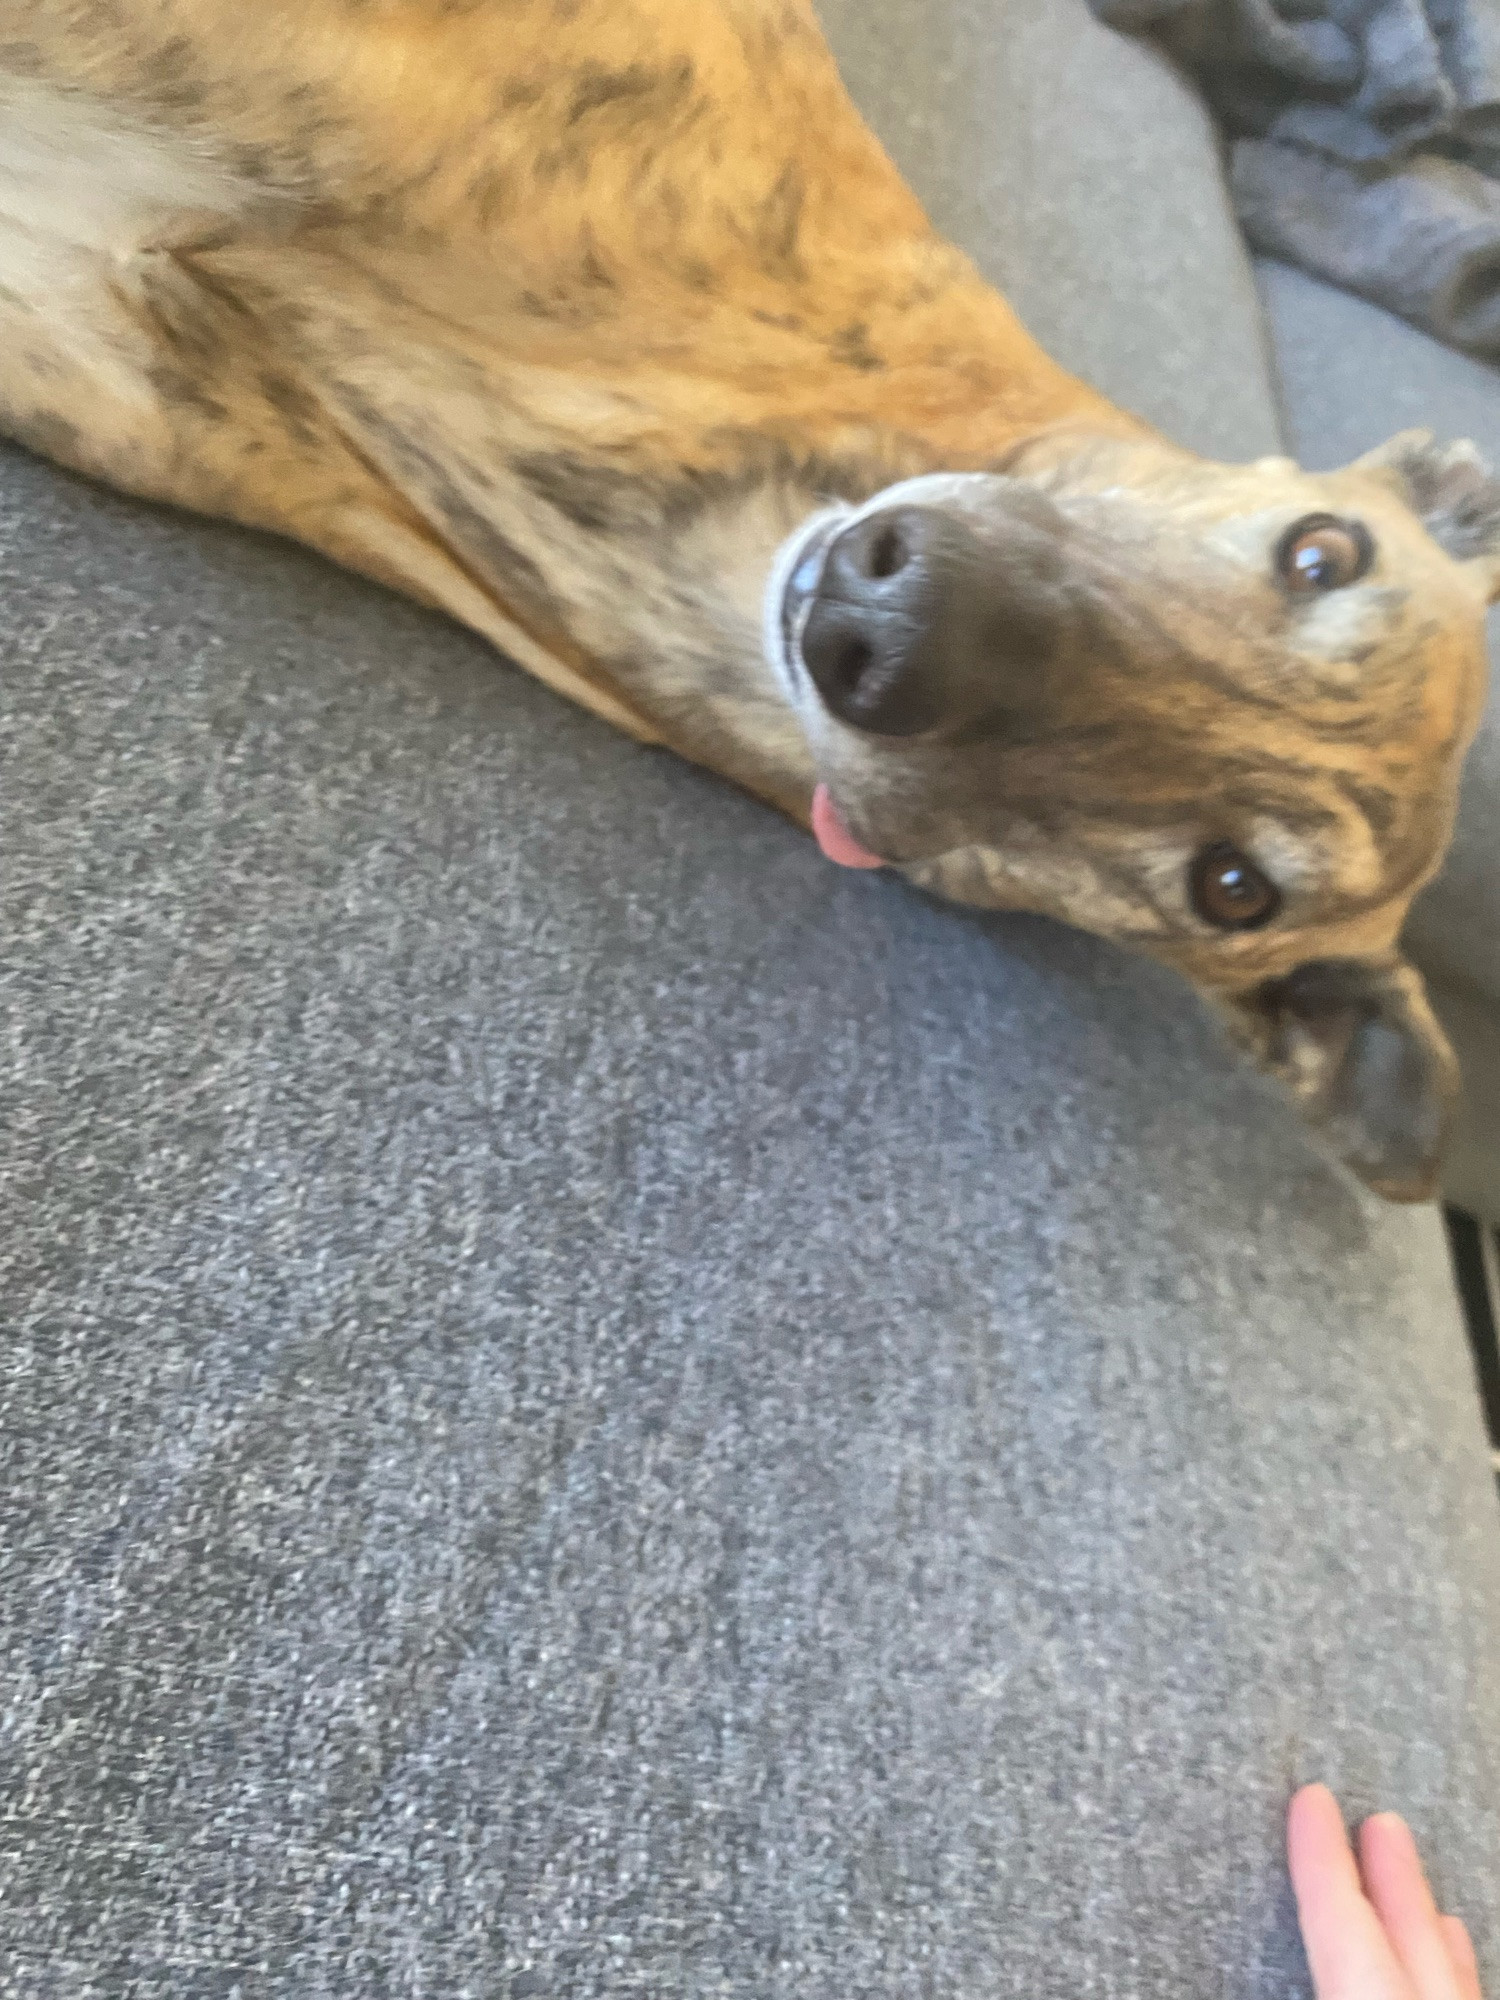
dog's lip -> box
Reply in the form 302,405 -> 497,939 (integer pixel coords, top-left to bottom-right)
780,514 -> 838,654
762,505 -> 850,691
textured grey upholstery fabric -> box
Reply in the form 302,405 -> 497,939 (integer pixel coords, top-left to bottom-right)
4,442 -> 1500,2000
1257,257 -> 1500,1219
814,0 -> 1284,461
1092,0 -> 1500,163
1089,0 -> 1500,363
5,8 -> 1500,1996
1236,141 -> 1500,362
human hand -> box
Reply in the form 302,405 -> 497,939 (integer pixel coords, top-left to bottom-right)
1288,1784 -> 1484,2000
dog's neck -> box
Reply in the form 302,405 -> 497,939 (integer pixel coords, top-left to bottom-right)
168,208 -> 1147,806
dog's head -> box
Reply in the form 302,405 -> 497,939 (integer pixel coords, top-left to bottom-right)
763,429 -> 1496,1200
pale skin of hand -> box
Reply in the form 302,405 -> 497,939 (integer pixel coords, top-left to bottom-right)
1288,1784 -> 1485,2000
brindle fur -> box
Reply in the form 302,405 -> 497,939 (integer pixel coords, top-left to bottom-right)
1,0 -> 1495,1197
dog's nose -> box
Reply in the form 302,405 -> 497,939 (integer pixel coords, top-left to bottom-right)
797,507 -> 950,735
797,501 -> 1066,736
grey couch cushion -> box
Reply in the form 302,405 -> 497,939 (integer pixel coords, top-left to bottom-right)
5,439 -> 1500,2000
1257,258 -> 1500,1218
815,0 -> 1284,461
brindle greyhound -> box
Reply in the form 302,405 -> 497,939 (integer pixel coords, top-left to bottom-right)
1,0 -> 1494,1198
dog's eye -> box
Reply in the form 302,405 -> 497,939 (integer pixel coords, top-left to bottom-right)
1189,842 -> 1281,930
1276,514 -> 1373,594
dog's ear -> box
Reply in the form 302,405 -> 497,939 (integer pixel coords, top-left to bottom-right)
1222,957 -> 1459,1201
1355,430 -> 1500,597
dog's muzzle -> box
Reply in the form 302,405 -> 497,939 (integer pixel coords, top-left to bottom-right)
765,482 -> 1072,740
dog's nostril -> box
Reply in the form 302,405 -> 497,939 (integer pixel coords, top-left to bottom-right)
866,523 -> 907,580
829,634 -> 874,696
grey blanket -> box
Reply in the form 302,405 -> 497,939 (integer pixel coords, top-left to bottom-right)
1091,0 -> 1500,361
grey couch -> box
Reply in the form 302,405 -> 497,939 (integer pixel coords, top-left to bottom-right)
3,4 -> 1497,1996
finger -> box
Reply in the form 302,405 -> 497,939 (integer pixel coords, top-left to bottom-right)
1288,1786 -> 1410,2000
1439,1915 -> 1482,2000
1358,1814 -> 1464,2000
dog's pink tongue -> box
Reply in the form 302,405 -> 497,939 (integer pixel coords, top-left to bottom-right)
811,783 -> 885,869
